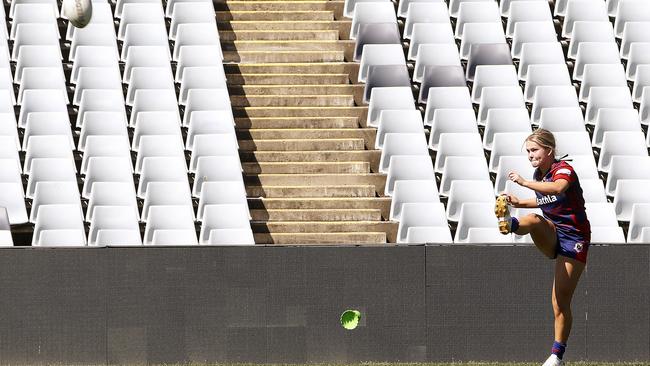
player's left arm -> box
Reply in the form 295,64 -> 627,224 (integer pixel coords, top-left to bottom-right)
519,179 -> 570,196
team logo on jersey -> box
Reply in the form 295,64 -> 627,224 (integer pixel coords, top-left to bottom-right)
555,168 -> 572,176
574,242 -> 584,253
536,194 -> 558,206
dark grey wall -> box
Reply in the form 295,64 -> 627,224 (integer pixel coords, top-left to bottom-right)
0,245 -> 646,365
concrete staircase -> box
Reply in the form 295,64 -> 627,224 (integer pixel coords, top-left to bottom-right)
219,0 -> 398,244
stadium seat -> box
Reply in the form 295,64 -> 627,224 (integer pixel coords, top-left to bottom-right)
580,179 -> 608,203
142,182 -> 194,221
10,0 -> 58,19
447,180 -> 495,221
632,65 -> 650,102
504,180 -> 536,201
185,110 -> 236,151
74,67 -> 122,105
627,203 -> 650,242
175,45 -> 223,82
389,180 -> 439,221
86,182 -> 139,222
192,156 -> 243,198
423,87 -> 472,126
169,2 -> 216,40
132,112 -> 183,150
353,22 -> 401,62
126,67 -> 175,105
83,156 -> 134,199
614,0 -> 650,37
553,131 -> 594,157
0,72 -> 14,106
505,1 -> 553,38
579,64 -> 628,102
367,87 -> 415,127
613,179 -> 650,221
199,204 -> 253,244
132,89 -> 181,127
598,131 -> 648,172
144,205 -> 197,245
488,132 -> 529,172
70,24 -> 118,62
18,89 -> 68,128
585,202 -> 619,227
12,23 -> 60,61
118,3 -> 165,40
27,158 -> 77,199
619,22 -> 650,59
606,0 -> 620,16
71,46 -> 120,84
138,157 -> 189,198
524,64 -> 572,103
483,108 -> 531,150
173,23 -> 221,61
0,207 -> 12,246
115,0 -> 161,17
397,0 -> 442,18
641,87 -> 650,126
590,226 -> 626,243
66,3 -> 113,40
455,202 -> 500,243
404,2 -> 450,39
518,42 -> 565,80
501,0 -> 548,17
376,110 -> 424,149
472,65 -> 519,103
531,85 -> 580,124
88,206 -> 141,245
364,65 -> 411,103
449,0 -> 491,17
15,45 -> 61,85
439,156 -> 491,196
562,0 -> 609,38
418,65 -> 467,103
344,0 -> 390,18
190,134 -> 240,173
414,44 -> 461,83
477,86 -> 526,125
358,44 -> 406,83
95,229 -> 143,246
495,155 -> 536,194
182,88 -> 230,127
626,42 -> 650,80
585,87 -> 634,125
32,204 -> 87,246
76,89 -> 127,128
198,181 -> 249,222
385,155 -> 435,196
455,2 -> 501,39
407,23 -> 455,61
179,68 -> 227,105
405,226 -> 453,243
511,21 -> 557,58
396,202 -> 448,243
121,24 -> 170,61
459,22 -> 507,60
536,107 -> 583,131
136,135 -> 186,174
122,46 -> 170,83
78,112 -> 129,151
23,113 -> 74,151
573,42 -> 621,81
24,136 -> 75,175
605,155 -> 650,196
428,109 -> 478,150
350,2 -> 397,40
0,137 -> 20,171
380,133 -> 429,174
567,155 -> 600,180
433,133 -> 484,172
567,21 -> 616,60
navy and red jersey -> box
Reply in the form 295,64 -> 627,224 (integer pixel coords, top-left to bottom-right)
533,160 -> 591,262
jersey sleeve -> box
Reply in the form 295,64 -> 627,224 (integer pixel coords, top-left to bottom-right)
551,163 -> 576,183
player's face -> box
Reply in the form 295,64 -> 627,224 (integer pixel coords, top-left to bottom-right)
525,141 -> 552,168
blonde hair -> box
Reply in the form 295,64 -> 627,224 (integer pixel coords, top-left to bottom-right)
525,128 -> 556,156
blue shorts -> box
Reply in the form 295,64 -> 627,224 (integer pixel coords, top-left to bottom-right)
554,227 -> 590,263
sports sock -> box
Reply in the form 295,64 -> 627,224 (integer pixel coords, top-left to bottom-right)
552,340 -> 566,359
510,217 -> 519,233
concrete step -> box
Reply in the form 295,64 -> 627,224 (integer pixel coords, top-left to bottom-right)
219,30 -> 339,41
246,185 -> 376,198
223,50 -> 345,63
230,94 -> 354,107
220,21 -> 351,38
228,85 -> 364,104
250,209 -> 382,221
245,174 -> 386,194
248,197 -> 391,218
226,73 -> 350,85
216,11 -> 334,21
234,117 -> 359,129
232,106 -> 367,119
239,151 -> 380,170
224,63 -> 359,80
252,221 -> 397,242
253,232 -> 387,244
220,40 -> 354,52
238,138 -> 365,151
242,161 -> 370,174
236,129 -> 376,147
216,1 -> 344,18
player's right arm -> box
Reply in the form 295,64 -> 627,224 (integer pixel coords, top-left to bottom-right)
504,194 -> 538,208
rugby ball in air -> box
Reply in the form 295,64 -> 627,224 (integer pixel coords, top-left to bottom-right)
63,0 -> 93,28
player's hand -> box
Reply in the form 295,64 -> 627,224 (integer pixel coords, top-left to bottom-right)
503,194 -> 520,207
508,171 -> 526,186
